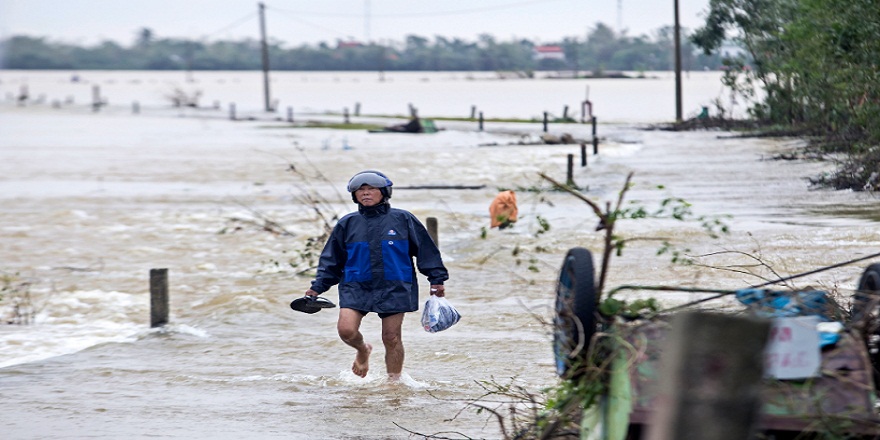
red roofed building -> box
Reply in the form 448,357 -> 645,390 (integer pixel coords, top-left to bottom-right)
533,45 -> 565,61
337,41 -> 363,49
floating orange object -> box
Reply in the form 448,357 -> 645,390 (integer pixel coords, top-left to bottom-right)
489,190 -> 518,229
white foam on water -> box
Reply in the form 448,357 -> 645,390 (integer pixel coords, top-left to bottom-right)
0,322 -> 141,368
0,289 -> 147,368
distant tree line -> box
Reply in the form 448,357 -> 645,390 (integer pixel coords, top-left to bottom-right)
691,0 -> 880,191
0,23 -> 722,73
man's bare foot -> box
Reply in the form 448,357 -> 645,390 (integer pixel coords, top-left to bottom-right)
352,344 -> 372,378
387,373 -> 401,382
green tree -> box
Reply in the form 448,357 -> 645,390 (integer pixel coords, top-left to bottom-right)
692,0 -> 880,190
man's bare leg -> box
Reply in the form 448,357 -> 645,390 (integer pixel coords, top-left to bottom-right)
381,313 -> 405,381
337,308 -> 372,377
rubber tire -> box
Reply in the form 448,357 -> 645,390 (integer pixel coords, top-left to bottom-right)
854,263 -> 880,388
853,263 -> 880,322
553,247 -> 597,378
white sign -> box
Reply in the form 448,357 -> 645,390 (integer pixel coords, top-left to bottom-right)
764,316 -> 821,379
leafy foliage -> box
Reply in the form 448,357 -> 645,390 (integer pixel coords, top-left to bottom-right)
0,23 -> 723,72
691,0 -> 880,190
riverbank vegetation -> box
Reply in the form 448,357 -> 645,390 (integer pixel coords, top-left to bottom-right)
687,0 -> 880,192
0,22 -> 723,73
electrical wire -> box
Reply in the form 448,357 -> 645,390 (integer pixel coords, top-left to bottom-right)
269,7 -> 351,40
270,0 -> 567,19
201,11 -> 258,40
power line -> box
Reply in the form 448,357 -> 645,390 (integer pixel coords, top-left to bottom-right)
201,12 -> 258,40
270,0 -> 566,19
270,7 -> 351,41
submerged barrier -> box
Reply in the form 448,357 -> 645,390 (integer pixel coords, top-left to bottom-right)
150,268 -> 169,328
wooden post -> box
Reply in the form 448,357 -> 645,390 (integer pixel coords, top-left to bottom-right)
592,116 -> 599,154
543,111 -> 549,132
646,312 -> 769,440
91,85 -> 101,112
229,103 -> 236,120
470,105 -> 476,119
150,268 -> 169,328
286,106 -> 293,122
426,217 -> 439,248
563,105 -> 569,120
580,143 -> 587,167
343,107 -> 350,124
354,102 -> 361,116
566,154 -> 575,186
17,85 -> 28,106
478,111 -> 484,131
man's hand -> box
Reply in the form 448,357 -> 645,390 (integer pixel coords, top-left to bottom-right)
305,289 -> 319,297
429,284 -> 445,297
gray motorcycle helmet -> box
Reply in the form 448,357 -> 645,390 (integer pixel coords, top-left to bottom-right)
347,170 -> 393,203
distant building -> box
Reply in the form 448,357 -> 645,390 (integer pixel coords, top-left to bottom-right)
533,45 -> 565,61
337,41 -> 363,50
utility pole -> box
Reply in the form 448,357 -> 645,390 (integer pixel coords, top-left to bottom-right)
617,0 -> 623,34
364,0 -> 371,42
259,2 -> 272,112
674,0 -> 683,122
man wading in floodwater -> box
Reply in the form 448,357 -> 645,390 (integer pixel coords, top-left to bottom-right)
304,170 -> 449,380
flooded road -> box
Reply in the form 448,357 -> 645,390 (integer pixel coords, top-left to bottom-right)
0,71 -> 878,439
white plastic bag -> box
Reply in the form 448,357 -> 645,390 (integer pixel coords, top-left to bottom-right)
421,296 -> 461,333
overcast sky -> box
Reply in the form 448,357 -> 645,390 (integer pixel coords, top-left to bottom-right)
1,0 -> 711,47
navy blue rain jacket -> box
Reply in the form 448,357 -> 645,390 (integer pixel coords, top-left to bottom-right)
310,203 -> 448,313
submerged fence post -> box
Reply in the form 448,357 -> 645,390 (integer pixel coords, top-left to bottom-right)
354,102 -> 361,116
229,103 -> 236,121
286,106 -> 293,123
566,154 -> 575,186
91,85 -> 102,112
343,107 -> 350,124
543,111 -> 549,132
426,217 -> 439,248
132,101 -> 140,114
150,268 -> 169,328
470,105 -> 477,119
592,116 -> 599,154
580,143 -> 587,167
478,111 -> 484,131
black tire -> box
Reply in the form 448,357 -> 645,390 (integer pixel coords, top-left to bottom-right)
553,247 -> 597,378
854,263 -> 880,388
852,263 -> 880,322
